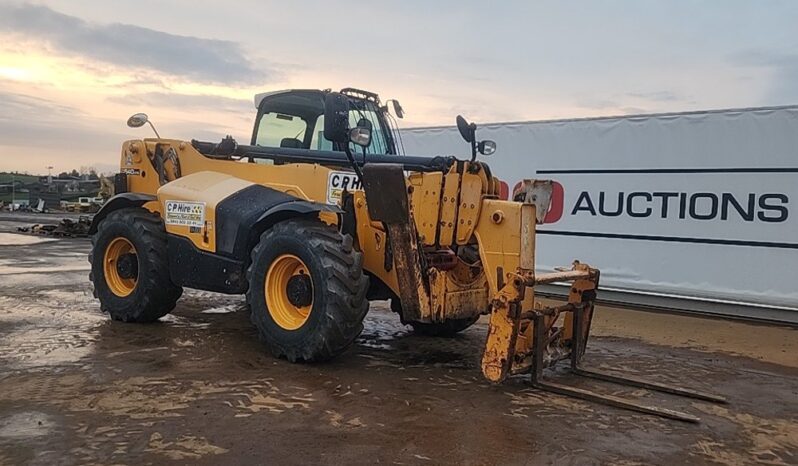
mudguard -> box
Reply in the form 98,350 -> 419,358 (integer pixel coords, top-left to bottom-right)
89,192 -> 156,234
166,182 -> 342,294
214,184 -> 341,261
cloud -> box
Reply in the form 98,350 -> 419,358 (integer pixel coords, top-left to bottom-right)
576,98 -> 620,110
106,92 -> 252,114
626,90 -> 680,102
576,89 -> 684,113
731,49 -> 798,69
0,3 -> 270,85
0,90 -> 126,149
0,88 -> 242,174
0,89 -> 239,147
0,89 -> 86,121
729,49 -> 798,103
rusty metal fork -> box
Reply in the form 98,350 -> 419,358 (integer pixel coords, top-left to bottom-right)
528,309 -> 726,424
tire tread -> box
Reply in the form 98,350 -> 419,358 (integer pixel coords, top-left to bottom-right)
89,208 -> 182,322
246,218 -> 369,361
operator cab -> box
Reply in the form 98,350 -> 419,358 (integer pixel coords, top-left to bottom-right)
251,88 -> 401,155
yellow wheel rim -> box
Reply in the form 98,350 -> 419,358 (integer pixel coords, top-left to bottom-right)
104,237 -> 138,297
265,254 -> 313,330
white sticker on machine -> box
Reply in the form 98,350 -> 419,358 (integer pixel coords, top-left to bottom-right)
326,171 -> 361,205
164,200 -> 206,228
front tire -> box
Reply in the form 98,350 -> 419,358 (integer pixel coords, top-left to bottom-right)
246,218 -> 369,362
89,207 -> 182,322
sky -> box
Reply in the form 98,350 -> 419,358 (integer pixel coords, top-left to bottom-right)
0,0 -> 797,174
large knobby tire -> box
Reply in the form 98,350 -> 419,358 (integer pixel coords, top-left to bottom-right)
246,218 -> 369,362
391,299 -> 478,337
89,207 -> 182,322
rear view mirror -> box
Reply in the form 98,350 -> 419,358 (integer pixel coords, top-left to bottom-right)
391,100 -> 405,119
127,113 -> 149,128
350,118 -> 373,147
478,140 -> 496,156
456,115 -> 475,143
126,112 -> 161,138
323,92 -> 350,143
349,127 -> 372,147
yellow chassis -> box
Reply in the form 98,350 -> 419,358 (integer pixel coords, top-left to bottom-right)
117,138 -> 600,383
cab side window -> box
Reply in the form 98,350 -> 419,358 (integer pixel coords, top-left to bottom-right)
348,108 -> 389,155
254,112 -> 308,148
309,115 -> 333,151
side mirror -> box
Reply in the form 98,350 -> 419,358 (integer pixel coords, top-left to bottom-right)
457,115 -> 479,161
349,118 -> 372,147
127,113 -> 149,128
456,115 -> 476,143
349,127 -> 372,147
323,92 -> 350,143
478,140 -> 496,156
391,100 -> 405,119
126,112 -> 161,138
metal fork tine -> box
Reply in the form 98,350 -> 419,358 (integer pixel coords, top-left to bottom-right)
572,367 -> 728,404
525,306 -> 727,424
531,379 -> 701,423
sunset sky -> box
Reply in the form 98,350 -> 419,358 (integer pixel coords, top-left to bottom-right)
1,0 -> 797,174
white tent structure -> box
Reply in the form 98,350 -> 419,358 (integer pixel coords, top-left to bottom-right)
402,106 -> 798,323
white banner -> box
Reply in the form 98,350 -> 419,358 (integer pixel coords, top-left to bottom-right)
403,106 -> 798,311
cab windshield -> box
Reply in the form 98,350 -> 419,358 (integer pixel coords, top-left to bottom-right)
253,92 -> 393,155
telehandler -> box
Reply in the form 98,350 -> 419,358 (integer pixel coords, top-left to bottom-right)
89,88 -> 724,422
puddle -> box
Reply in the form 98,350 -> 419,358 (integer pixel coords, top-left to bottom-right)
357,313 -> 411,350
201,305 -> 240,314
0,376 -> 317,422
160,314 -> 212,329
1,327 -> 96,368
0,264 -> 90,275
325,409 -> 366,428
0,291 -> 104,369
692,404 -> 798,465
0,232 -> 56,246
146,432 -> 228,460
0,411 -> 56,439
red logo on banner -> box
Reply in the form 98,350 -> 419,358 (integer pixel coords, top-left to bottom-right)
499,181 -> 509,200
510,180 -> 565,224
545,181 -> 564,223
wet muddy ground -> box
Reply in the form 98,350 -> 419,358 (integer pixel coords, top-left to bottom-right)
0,214 -> 796,465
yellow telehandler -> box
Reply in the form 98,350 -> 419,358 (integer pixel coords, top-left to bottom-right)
89,88 -> 724,422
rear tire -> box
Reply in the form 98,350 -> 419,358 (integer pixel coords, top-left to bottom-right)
391,299 -> 478,337
89,207 -> 182,322
246,218 -> 369,362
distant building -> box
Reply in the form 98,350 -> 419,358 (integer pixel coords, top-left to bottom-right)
0,173 -> 101,210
